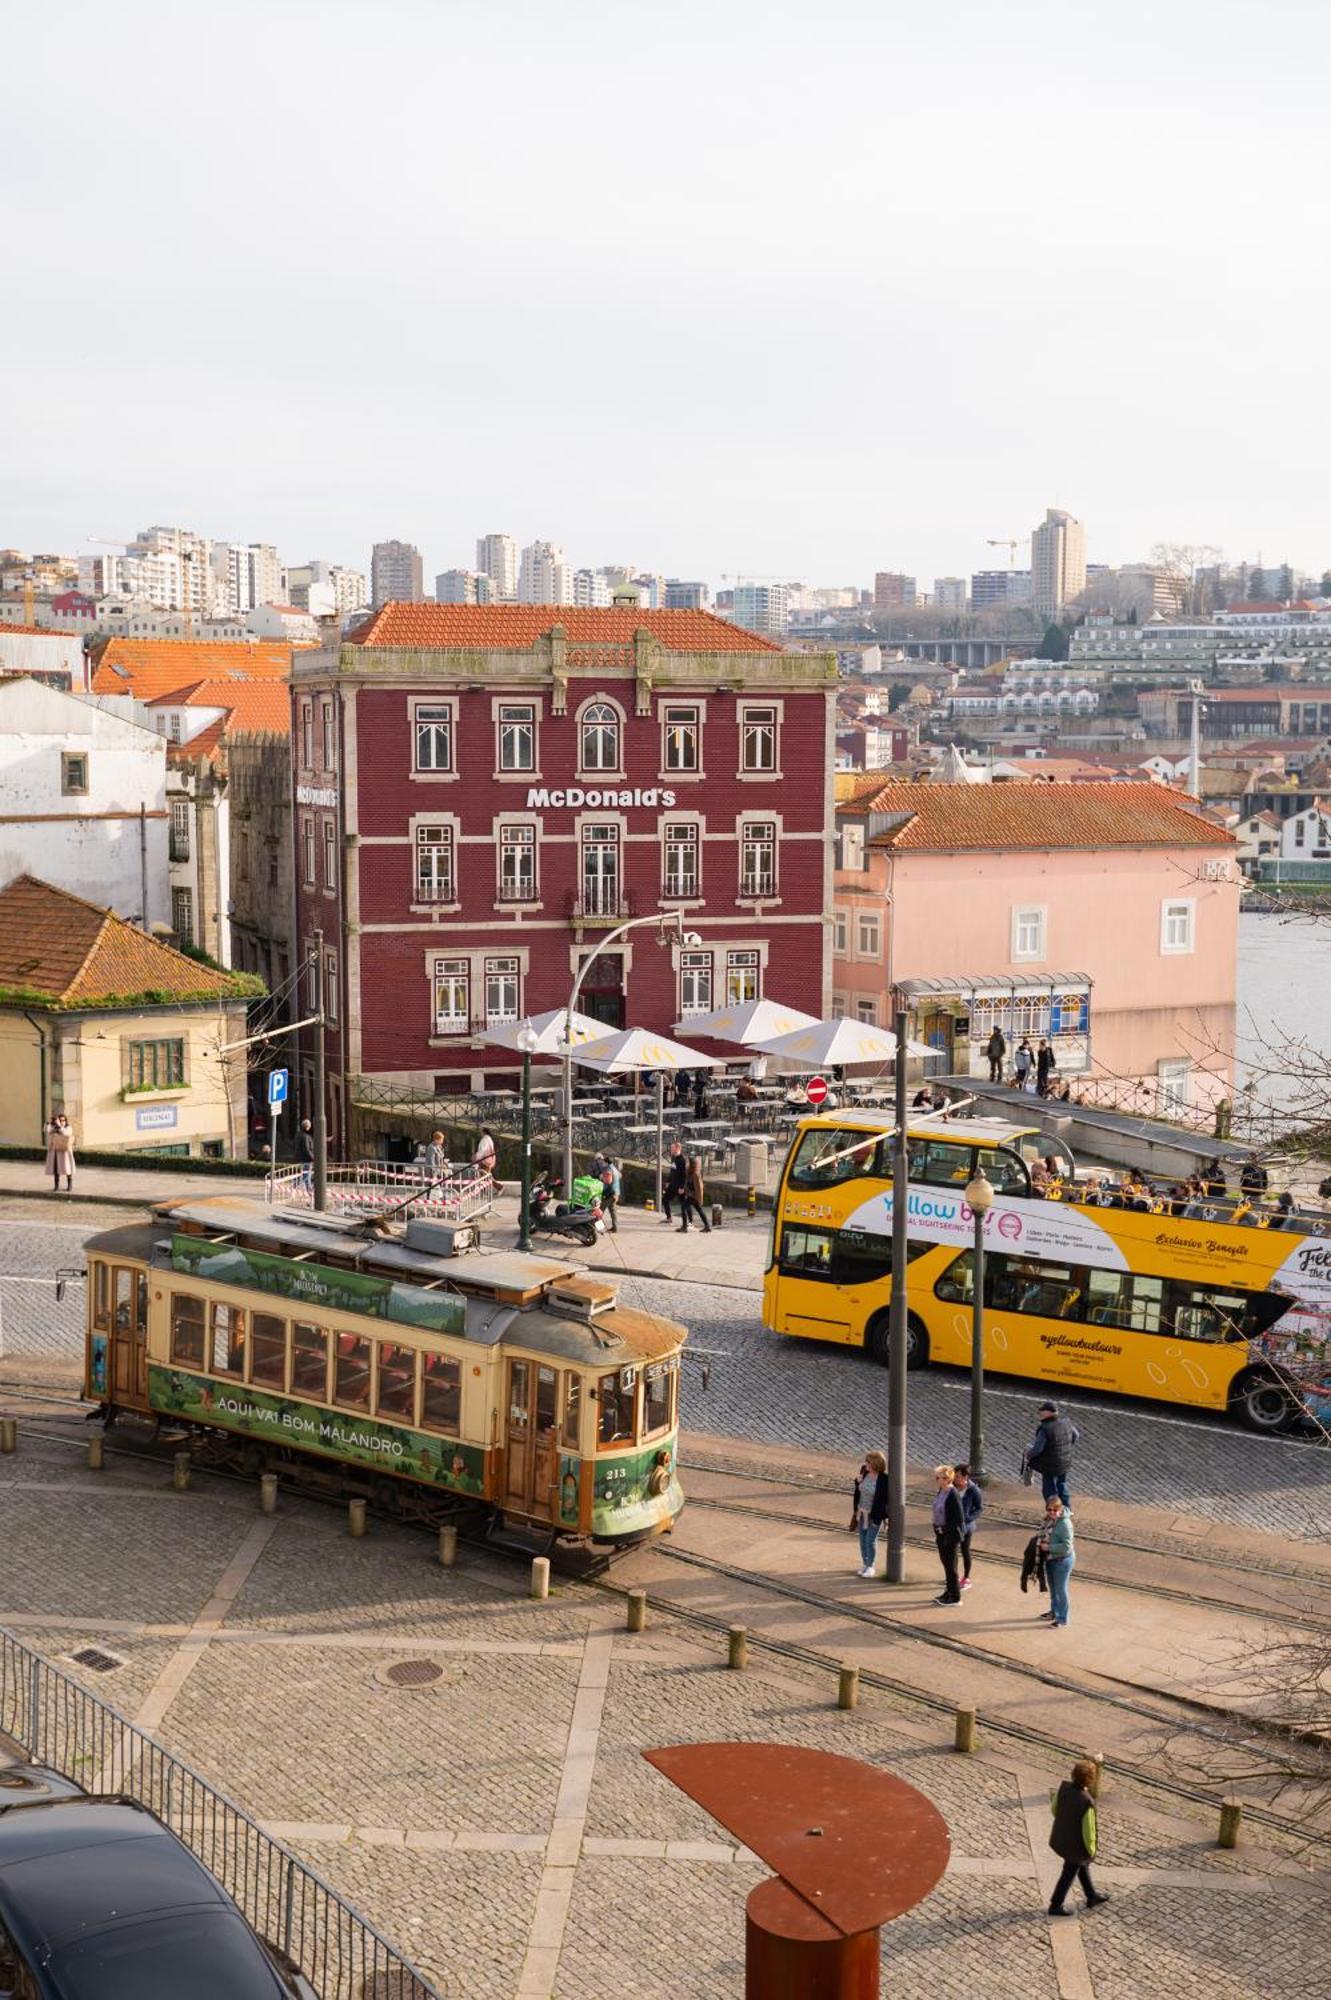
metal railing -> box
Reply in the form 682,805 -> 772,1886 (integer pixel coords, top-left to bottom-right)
0,1628 -> 438,2000
267,1160 -> 495,1221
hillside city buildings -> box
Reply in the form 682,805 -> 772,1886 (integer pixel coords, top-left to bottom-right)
1031,507 -> 1087,618
370,540 -> 424,607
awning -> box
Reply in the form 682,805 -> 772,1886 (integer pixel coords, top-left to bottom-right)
897,972 -> 1092,999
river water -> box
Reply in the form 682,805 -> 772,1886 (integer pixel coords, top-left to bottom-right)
1236,911 -> 1331,1117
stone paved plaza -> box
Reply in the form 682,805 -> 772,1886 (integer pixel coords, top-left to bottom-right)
1,1422 -> 1328,1999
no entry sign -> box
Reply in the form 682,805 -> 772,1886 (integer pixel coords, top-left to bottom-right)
805,1075 -> 829,1106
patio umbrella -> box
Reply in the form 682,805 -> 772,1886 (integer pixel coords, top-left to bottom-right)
574,1028 -> 723,1208
754,1017 -> 933,1071
484,1008 -> 606,1056
669,997 -> 819,1046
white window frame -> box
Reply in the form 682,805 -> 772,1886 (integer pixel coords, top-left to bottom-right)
663,821 -> 701,901
497,823 -> 537,902
300,701 -> 313,770
739,820 -> 777,899
661,702 -> 701,775
579,822 -> 622,917
725,948 -> 762,1006
678,948 -> 713,1016
855,997 -> 878,1025
432,956 -> 470,1035
856,911 -> 880,957
496,702 -> 537,774
324,950 -> 338,1026
412,700 -> 456,776
832,909 -> 848,954
576,696 -> 624,778
1157,1057 -> 1191,1114
300,814 -> 316,887
1160,898 -> 1195,955
321,700 -> 335,770
321,817 -> 337,891
171,886 -> 194,944
416,823 -> 456,905
739,701 -> 779,775
484,955 -> 521,1025
1011,904 -> 1047,962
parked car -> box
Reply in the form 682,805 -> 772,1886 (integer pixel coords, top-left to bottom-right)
0,1794 -> 318,1997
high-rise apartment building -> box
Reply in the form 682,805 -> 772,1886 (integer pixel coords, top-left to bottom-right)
732,583 -> 790,637
1031,508 -> 1087,619
518,541 -> 573,606
128,526 -> 215,613
220,542 -> 284,614
971,570 -> 1033,610
475,533 -> 518,600
933,577 -> 968,611
873,572 -> 917,610
573,568 -> 612,608
284,562 -> 368,619
665,579 -> 709,611
435,569 -> 494,604
371,540 -> 424,607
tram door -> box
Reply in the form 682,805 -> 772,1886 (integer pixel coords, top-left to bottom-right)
504,1360 -> 559,1520
110,1266 -> 150,1407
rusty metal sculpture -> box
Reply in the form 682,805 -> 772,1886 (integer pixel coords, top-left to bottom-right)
644,1742 -> 949,1999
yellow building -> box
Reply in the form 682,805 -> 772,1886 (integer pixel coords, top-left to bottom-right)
0,874 -> 261,1159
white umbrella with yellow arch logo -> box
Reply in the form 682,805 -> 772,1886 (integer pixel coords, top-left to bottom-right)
573,1028 -> 723,1211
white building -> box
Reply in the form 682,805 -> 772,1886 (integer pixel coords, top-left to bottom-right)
573,568 -> 612,607
79,548 -> 185,609
731,583 -> 790,636
475,533 -> 519,600
435,569 -> 495,604
0,626 -> 86,690
244,604 -> 319,643
0,678 -> 169,927
218,542 -> 284,614
284,562 -> 368,619
370,540 -> 423,605
1031,508 -> 1087,619
933,577 -> 968,611
1278,799 -> 1331,861
130,526 -> 216,616
518,540 -> 573,605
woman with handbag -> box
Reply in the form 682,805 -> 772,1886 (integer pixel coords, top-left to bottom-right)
849,1451 -> 887,1576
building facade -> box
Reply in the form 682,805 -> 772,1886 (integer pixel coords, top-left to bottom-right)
932,577 -> 968,611
731,584 -> 790,636
371,541 -> 424,607
290,606 -> 836,1136
518,542 -> 573,606
435,569 -> 495,605
873,572 -> 917,611
1031,508 -> 1087,618
475,533 -> 519,601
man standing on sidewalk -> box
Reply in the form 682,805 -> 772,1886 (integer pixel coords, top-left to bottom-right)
1028,1401 -> 1079,1507
662,1142 -> 686,1223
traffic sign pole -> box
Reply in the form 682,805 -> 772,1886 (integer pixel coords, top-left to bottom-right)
266,1068 -> 289,1206
806,1075 -> 828,1108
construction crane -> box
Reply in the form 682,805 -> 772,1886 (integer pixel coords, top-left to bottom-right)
985,538 -> 1028,569
88,534 -> 196,637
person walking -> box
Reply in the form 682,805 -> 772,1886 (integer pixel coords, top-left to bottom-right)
1028,1401 -> 1079,1506
297,1118 -> 315,1193
931,1464 -> 965,1605
473,1127 -> 496,1177
1014,1038 -> 1034,1091
662,1141 -> 686,1223
1036,1039 -> 1056,1098
679,1154 -> 711,1234
44,1112 -> 75,1194
849,1450 -> 888,1576
1039,1495 -> 1076,1627
425,1130 -> 448,1177
1047,1760 -> 1110,1914
599,1157 -> 620,1233
985,1026 -> 1006,1084
953,1463 -> 983,1591
692,1073 -> 709,1121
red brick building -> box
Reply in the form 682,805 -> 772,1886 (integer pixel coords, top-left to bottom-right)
291,603 -> 835,1133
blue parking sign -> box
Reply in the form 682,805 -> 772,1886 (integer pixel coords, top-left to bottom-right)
267,1068 -> 289,1109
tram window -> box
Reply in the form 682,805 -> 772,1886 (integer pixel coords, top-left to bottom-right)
561,1374 -> 582,1450
170,1294 -> 206,1368
334,1334 -> 372,1410
291,1323 -> 329,1400
974,1147 -> 1029,1195
535,1366 -> 558,1435
250,1314 -> 286,1388
377,1343 -> 418,1421
991,1259 -> 1081,1320
421,1353 -> 461,1434
643,1363 -> 672,1437
134,1271 -> 148,1333
598,1370 -> 637,1447
788,1128 -> 882,1188
210,1303 -> 246,1377
92,1262 -> 110,1332
113,1268 -> 133,1334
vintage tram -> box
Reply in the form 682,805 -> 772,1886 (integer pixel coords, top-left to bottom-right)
83,1195 -> 686,1545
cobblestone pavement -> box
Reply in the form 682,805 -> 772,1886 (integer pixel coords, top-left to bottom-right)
0,1424 -> 1328,1999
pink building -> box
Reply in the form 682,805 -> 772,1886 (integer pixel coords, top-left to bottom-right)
833,781 -> 1240,1115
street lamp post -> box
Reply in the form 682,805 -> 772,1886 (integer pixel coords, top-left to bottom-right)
964,1169 -> 993,1484
516,1021 -> 538,1253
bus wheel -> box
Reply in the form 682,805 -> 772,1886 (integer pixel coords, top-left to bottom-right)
865,1313 -> 929,1370
1232,1371 -> 1291,1433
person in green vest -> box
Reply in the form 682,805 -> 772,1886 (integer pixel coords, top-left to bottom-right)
1048,1759 -> 1111,1917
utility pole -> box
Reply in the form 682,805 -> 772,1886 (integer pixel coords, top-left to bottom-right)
885,1005 -> 910,1584
310,929 -> 327,1212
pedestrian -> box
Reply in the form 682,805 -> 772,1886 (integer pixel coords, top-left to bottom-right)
1039,1494 -> 1076,1628
912,1088 -> 933,1109
985,1025 -> 1006,1083
474,1126 -> 497,1176
297,1117 -> 315,1192
44,1112 -> 75,1194
1014,1038 -> 1034,1091
953,1463 -> 982,1591
849,1450 -> 888,1576
1028,1400 -> 1078,1506
599,1157 -> 620,1232
679,1154 -> 711,1234
1239,1155 -> 1268,1198
425,1129 -> 448,1177
692,1073 -> 709,1120
931,1464 -> 965,1605
1047,1760 -> 1110,1914
1036,1039 -> 1056,1097
662,1141 -> 686,1223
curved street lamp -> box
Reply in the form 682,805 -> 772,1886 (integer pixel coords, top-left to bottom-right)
963,1169 -> 994,1484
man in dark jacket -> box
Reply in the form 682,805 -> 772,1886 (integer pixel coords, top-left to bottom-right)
1036,1039 -> 1056,1097
1028,1401 -> 1079,1506
985,1027 -> 1006,1083
953,1463 -> 983,1591
662,1142 -> 686,1223
1048,1760 -> 1111,1915
932,1465 -> 967,1605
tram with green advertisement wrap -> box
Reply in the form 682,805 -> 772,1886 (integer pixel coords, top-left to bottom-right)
83,1194 -> 686,1546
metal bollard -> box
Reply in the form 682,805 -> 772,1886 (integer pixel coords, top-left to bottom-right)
438,1524 -> 458,1568
626,1588 -> 647,1633
172,1451 -> 191,1492
347,1497 -> 367,1538
727,1626 -> 748,1671
837,1664 -> 860,1711
1088,1753 -> 1106,1797
259,1473 -> 278,1515
954,1706 -> 977,1753
530,1556 -> 551,1600
711,1202 -> 723,1228
1218,1800 -> 1242,1849
87,1436 -> 104,1471
0,1418 -> 16,1454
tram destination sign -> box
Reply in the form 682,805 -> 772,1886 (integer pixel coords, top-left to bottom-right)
169,1235 -> 467,1336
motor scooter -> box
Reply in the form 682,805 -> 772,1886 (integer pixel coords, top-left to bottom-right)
527,1172 -> 604,1248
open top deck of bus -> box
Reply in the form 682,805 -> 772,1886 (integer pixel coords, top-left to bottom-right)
798,1113 -> 1046,1147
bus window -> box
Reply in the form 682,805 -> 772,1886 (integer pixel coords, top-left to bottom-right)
1123,1275 -> 1164,1334
788,1128 -> 882,1188
170,1294 -> 206,1368
561,1373 -> 582,1450
250,1314 -> 286,1388
376,1343 -> 418,1421
1169,1285 -> 1254,1343
992,1260 -> 1081,1319
421,1352 -> 461,1433
934,1251 -> 974,1304
598,1370 -> 637,1446
292,1323 -> 328,1400
210,1303 -> 246,1377
779,1226 -> 834,1279
1083,1270 -> 1134,1328
334,1334 -> 372,1410
92,1261 -> 110,1332
643,1363 -> 673,1437
907,1140 -> 972,1187
974,1147 -> 1029,1196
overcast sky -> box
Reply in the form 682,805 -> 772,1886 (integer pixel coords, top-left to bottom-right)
7,0 -> 1329,589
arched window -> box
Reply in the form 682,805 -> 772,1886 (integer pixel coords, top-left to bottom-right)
579,701 -> 620,772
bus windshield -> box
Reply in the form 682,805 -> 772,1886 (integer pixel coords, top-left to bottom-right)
787,1128 -> 885,1188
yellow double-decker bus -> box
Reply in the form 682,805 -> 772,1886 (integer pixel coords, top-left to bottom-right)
761,1113 -> 1331,1431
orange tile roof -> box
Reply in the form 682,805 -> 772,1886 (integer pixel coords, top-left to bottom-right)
91,638 -> 293,699
0,875 -> 257,1008
844,782 -> 1234,852
0,622 -> 71,640
347,603 -> 784,653
146,678 -> 292,736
